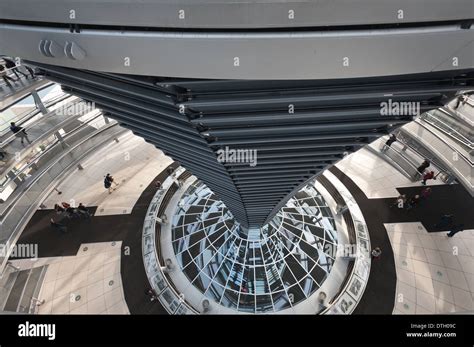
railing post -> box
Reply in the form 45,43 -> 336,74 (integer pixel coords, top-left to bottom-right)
31,90 -> 48,115
7,170 -> 22,185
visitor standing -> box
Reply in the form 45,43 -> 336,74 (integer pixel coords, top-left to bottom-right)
371,247 -> 382,260
417,159 -> 430,174
421,171 -> 435,185
0,64 -> 17,88
447,224 -> 465,238
435,214 -> 454,229
420,187 -> 432,199
382,134 -> 397,151
10,122 -> 32,145
104,173 -> 119,193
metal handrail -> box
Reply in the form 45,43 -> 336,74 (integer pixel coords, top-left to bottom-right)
143,171 -> 200,314
414,119 -> 474,166
0,96 -> 81,147
0,59 -> 34,81
0,92 -> 71,137
383,145 -> 421,180
0,124 -> 127,273
0,123 -> 118,220
422,111 -> 473,149
0,111 -> 105,191
387,141 -> 421,170
395,129 -> 449,171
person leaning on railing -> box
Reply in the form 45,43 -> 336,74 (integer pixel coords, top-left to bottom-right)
0,63 -> 17,88
2,57 -> 33,80
9,122 -> 32,145
382,133 -> 397,152
0,146 -> 7,161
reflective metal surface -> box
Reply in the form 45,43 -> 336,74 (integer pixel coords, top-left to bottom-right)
172,181 -> 338,313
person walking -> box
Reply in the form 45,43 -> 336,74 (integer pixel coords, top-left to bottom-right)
435,214 -> 454,229
453,94 -> 468,110
371,247 -> 382,260
0,64 -> 17,88
77,202 -> 91,219
421,171 -> 435,185
447,224 -> 465,238
104,173 -> 119,193
0,147 -> 7,161
23,65 -> 35,79
10,122 -> 32,145
420,187 -> 432,199
54,203 -> 65,214
382,134 -> 397,151
2,57 -> 29,80
417,159 -> 430,174
166,166 -> 175,176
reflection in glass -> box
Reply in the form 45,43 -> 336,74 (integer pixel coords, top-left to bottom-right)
171,181 -> 338,313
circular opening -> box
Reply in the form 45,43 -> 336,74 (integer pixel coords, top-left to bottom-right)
170,181 -> 339,313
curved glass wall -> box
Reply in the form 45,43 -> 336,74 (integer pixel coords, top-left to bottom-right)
422,109 -> 473,150
171,181 -> 338,313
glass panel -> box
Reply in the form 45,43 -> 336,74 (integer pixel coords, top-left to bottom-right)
170,180 -> 339,313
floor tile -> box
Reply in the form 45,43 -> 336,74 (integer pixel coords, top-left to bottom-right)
396,281 -> 417,303
416,289 -> 436,313
87,295 -> 106,314
397,267 -> 416,287
104,287 -> 123,309
432,280 -> 454,304
423,248 -> 444,266
51,294 -> 70,314
414,274 -> 434,295
411,259 -> 432,278
446,269 -> 470,291
451,287 -> 474,311
86,281 -> 104,301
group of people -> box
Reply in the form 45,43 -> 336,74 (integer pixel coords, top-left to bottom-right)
0,57 -> 35,88
50,173 -> 120,233
391,186 -> 432,211
50,202 -> 91,233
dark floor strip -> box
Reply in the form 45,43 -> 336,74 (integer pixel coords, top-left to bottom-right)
329,165 -> 474,314
15,161 -> 179,314
377,184 -> 474,232
4,270 -> 29,312
329,166 -> 398,314
15,161 -> 472,315
119,161 -> 178,314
